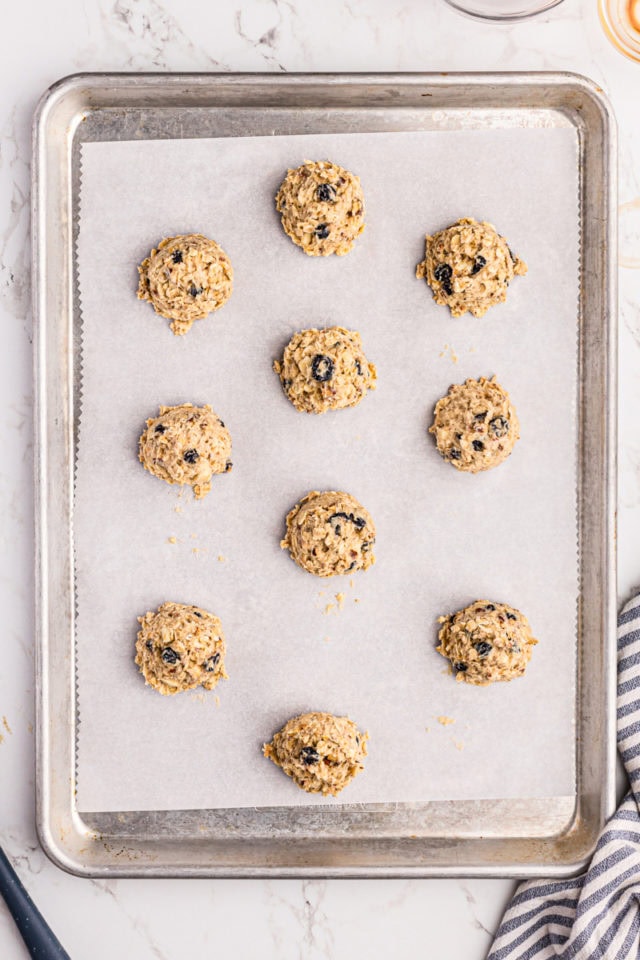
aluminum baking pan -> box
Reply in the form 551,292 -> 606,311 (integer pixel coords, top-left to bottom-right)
33,72 -> 617,877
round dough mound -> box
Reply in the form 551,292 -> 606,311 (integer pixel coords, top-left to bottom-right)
263,712 -> 368,796
416,217 -> 527,318
274,326 -> 377,414
437,600 -> 538,686
281,490 -> 376,577
139,403 -> 232,499
275,160 -> 365,257
137,234 -> 233,335
429,376 -> 519,473
135,601 -> 227,696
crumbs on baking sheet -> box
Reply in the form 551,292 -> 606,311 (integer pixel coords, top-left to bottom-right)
437,715 -> 455,726
217,555 -> 226,563
453,741 -> 464,751
438,343 -> 458,364
167,536 -> 177,544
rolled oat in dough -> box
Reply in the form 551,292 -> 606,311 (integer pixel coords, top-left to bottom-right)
437,600 -> 538,686
138,403 -> 232,500
416,217 -> 527,318
137,233 -> 233,335
263,712 -> 368,796
281,490 -> 376,577
430,376 -> 519,473
275,160 -> 365,257
274,326 -> 377,414
135,601 -> 227,696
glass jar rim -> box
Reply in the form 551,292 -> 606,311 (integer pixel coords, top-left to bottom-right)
442,0 -> 565,22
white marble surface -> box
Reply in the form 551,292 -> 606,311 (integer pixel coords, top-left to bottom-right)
0,0 -> 639,957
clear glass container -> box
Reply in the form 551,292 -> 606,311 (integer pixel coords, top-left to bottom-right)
599,0 -> 640,62
443,0 -> 564,21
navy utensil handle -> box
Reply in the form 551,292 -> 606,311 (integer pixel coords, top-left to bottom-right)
0,844 -> 70,959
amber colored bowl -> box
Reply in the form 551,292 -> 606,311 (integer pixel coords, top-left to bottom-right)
599,0 -> 640,62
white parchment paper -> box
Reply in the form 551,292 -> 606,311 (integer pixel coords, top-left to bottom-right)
76,128 -> 579,812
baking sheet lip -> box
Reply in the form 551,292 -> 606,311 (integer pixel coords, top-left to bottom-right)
35,69 -> 617,118
33,70 -> 617,878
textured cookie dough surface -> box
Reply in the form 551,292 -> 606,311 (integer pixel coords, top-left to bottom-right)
275,160 -> 365,257
139,403 -> 232,499
430,376 -> 519,473
137,234 -> 233,335
263,712 -> 368,796
274,326 -> 377,414
135,601 -> 227,696
437,600 -> 538,686
281,490 -> 376,577
416,217 -> 527,318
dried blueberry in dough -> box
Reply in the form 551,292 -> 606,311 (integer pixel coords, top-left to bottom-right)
437,600 -> 538,685
275,160 -> 365,256
138,403 -> 232,499
281,490 -> 376,577
263,712 -> 368,795
135,601 -> 227,696
416,217 -> 526,317
137,233 -> 233,335
429,376 -> 519,473
274,326 -> 377,414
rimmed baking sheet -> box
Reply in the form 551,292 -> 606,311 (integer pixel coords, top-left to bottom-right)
34,73 -> 617,876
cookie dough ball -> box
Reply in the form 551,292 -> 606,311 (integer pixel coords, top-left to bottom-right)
281,490 -> 376,577
274,326 -> 377,414
429,376 -> 519,473
138,403 -> 232,500
135,601 -> 227,695
416,217 -> 527,318
263,712 -> 368,796
437,600 -> 538,685
137,234 -> 233,335
275,160 -> 365,256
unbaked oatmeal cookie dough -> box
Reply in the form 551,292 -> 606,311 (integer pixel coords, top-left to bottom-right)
275,160 -> 365,257
416,217 -> 527,318
437,600 -> 537,685
263,712 -> 368,796
430,376 -> 519,473
137,233 -> 233,335
135,601 -> 227,696
274,326 -> 377,414
138,403 -> 232,499
281,490 -> 376,577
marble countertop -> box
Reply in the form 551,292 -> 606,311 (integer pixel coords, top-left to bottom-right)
1,0 -> 639,957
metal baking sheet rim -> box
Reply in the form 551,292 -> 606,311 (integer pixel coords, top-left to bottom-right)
32,72 -> 618,878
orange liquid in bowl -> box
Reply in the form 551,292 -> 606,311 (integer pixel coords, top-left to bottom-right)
600,0 -> 640,61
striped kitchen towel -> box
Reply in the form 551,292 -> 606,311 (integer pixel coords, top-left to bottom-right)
487,595 -> 640,960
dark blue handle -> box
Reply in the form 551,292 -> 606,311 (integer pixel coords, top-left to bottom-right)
0,844 -> 70,959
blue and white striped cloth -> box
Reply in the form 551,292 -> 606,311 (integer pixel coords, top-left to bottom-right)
488,596 -> 640,960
